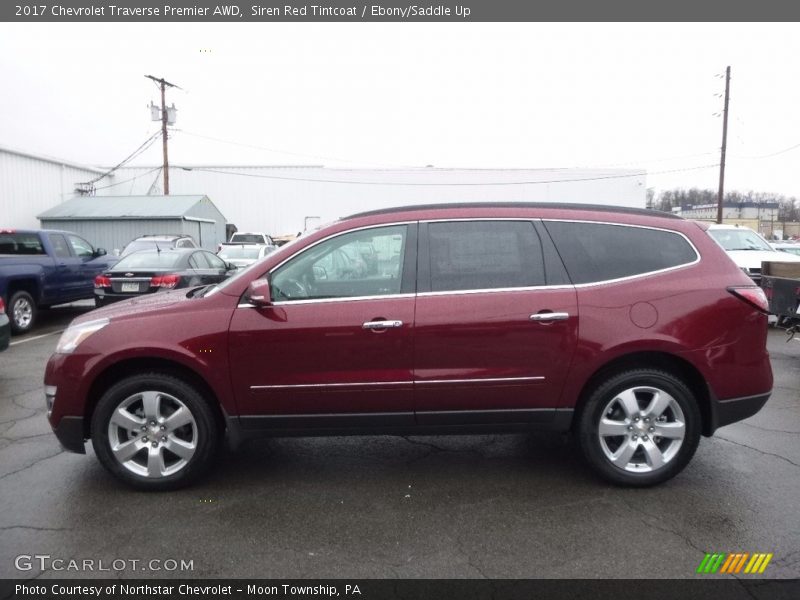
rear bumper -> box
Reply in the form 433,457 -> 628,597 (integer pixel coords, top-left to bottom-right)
708,391 -> 771,435
52,415 -> 86,454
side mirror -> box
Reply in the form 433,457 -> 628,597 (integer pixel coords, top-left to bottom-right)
247,279 -> 272,307
95,248 -> 107,257
226,262 -> 238,272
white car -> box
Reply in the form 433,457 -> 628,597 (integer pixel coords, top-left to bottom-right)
772,242 -> 800,257
706,223 -> 800,283
217,243 -> 274,268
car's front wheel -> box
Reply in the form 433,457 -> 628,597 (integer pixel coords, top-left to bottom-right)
577,369 -> 701,486
91,373 -> 220,490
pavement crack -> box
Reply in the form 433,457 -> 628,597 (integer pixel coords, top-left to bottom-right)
0,525 -> 73,532
715,435 -> 800,469
617,498 -> 705,555
741,422 -> 800,435
0,450 -> 64,482
399,436 -> 448,452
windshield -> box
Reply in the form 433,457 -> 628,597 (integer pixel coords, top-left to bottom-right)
709,229 -> 773,252
219,246 -> 262,259
112,251 -> 185,270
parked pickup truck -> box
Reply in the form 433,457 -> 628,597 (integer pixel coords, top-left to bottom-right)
0,229 -> 116,334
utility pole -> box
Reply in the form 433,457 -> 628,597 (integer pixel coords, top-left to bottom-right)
145,75 -> 180,195
716,66 -> 731,224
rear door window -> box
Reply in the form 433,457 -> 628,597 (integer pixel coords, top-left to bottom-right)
543,221 -> 698,284
426,221 -> 545,292
0,232 -> 45,255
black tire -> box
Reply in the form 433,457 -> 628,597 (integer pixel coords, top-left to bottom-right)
577,369 -> 701,487
8,290 -> 37,334
91,372 -> 220,490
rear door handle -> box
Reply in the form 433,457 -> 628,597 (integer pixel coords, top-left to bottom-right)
530,312 -> 570,322
363,320 -> 403,329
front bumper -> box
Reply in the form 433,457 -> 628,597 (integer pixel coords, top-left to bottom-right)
708,391 -> 771,435
52,415 -> 86,454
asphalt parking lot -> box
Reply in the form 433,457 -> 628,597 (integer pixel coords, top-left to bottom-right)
1,303 -> 798,579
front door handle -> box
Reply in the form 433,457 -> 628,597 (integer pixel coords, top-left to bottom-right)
363,320 -> 403,330
530,312 -> 570,322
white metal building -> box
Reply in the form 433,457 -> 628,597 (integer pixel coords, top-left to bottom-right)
0,145 -> 107,229
107,165 -> 647,235
1,146 -> 647,236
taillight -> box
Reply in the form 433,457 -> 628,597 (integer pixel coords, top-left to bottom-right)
150,274 -> 180,289
728,286 -> 769,313
94,275 -> 111,288
0,297 -> 5,312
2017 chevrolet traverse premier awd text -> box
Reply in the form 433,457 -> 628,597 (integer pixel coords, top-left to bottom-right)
45,204 -> 773,489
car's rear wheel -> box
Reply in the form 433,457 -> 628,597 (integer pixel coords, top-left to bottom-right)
8,290 -> 36,334
578,369 -> 701,486
91,373 -> 220,490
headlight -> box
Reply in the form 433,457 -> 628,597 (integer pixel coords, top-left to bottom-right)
55,318 -> 110,354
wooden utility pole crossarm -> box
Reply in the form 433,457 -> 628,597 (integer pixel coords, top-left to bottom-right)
145,74 -> 180,195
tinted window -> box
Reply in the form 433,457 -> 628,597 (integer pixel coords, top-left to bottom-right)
48,234 -> 72,258
0,233 -> 45,255
231,234 -> 266,244
427,221 -> 544,292
271,225 -> 406,301
544,221 -> 697,284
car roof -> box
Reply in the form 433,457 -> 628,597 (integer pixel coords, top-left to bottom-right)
346,202 -> 681,221
131,235 -> 188,241
120,247 -> 198,255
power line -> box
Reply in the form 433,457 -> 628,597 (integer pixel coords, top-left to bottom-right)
175,129 -> 418,168
731,141 -> 800,160
182,163 -> 718,187
92,166 -> 162,191
81,131 -> 161,187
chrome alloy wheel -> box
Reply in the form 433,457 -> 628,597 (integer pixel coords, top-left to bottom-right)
597,386 -> 686,473
12,297 -> 33,329
107,391 -> 198,478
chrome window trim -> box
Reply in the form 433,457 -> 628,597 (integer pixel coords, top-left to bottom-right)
235,216 -> 701,307
250,375 -> 545,390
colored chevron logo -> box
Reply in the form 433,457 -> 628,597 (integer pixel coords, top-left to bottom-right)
697,552 -> 773,574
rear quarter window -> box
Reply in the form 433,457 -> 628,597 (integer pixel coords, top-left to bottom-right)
543,221 -> 698,284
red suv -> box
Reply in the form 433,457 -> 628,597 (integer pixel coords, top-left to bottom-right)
45,204 -> 773,489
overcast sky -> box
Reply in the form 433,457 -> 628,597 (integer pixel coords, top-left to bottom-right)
1,22 -> 799,198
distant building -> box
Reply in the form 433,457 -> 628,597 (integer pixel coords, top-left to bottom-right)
2,145 -> 647,236
672,201 -> 779,222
